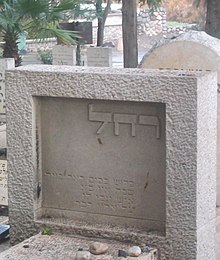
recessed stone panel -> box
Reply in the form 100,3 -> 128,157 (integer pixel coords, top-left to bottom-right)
39,98 -> 166,231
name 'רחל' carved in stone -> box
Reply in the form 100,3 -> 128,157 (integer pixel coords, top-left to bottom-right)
88,104 -> 160,138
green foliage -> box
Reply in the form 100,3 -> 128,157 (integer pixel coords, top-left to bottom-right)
37,47 -> 53,65
41,226 -> 52,235
146,0 -> 162,10
0,0 -> 81,66
70,0 -> 105,21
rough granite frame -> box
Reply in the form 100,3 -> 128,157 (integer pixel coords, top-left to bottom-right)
6,66 -> 217,260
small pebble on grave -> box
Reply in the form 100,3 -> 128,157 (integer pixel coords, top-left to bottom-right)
89,242 -> 109,255
118,249 -> 128,257
141,245 -> 153,253
128,246 -> 142,257
75,250 -> 91,260
93,255 -> 113,260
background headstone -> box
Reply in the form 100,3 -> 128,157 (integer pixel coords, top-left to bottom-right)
87,47 -> 112,67
52,45 -> 76,65
139,31 -> 220,206
0,58 -> 15,121
0,160 -> 7,206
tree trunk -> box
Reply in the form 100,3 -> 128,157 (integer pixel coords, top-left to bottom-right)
205,0 -> 220,38
96,0 -> 112,46
122,0 -> 138,68
97,18 -> 104,46
3,31 -> 21,67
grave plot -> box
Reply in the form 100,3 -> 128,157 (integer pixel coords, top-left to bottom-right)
6,66 -> 217,259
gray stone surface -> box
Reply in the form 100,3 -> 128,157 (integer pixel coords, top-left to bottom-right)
0,160 -> 7,206
87,47 -> 112,67
0,234 -> 144,260
5,66 -> 217,259
39,98 -> 165,232
216,207 -> 220,259
128,246 -> 141,257
0,125 -> 6,149
52,45 -> 76,66
0,59 -> 15,116
139,31 -> 220,207
89,242 -> 108,255
75,250 -> 91,260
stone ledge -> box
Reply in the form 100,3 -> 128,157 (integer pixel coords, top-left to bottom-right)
0,234 -> 158,260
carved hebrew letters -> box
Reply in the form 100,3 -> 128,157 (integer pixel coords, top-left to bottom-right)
114,114 -> 137,137
44,172 -> 136,215
0,160 -> 7,206
139,115 -> 160,139
88,104 -> 160,139
89,104 -> 112,134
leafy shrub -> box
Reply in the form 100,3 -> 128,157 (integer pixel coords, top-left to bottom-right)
37,47 -> 53,64
41,226 -> 52,235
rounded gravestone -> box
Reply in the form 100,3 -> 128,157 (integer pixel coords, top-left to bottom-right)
139,31 -> 220,206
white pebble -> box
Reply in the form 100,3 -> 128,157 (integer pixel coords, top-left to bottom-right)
75,251 -> 91,260
128,246 -> 142,257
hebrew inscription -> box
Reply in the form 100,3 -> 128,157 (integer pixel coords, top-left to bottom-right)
88,104 -> 112,134
0,160 -> 7,206
44,172 -> 136,215
88,104 -> 160,138
40,98 -> 165,230
0,72 -> 5,114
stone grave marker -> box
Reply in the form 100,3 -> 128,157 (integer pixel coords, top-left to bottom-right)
87,47 -> 112,67
52,45 -> 76,65
0,160 -> 7,206
6,66 -> 217,259
0,58 -> 15,122
139,31 -> 220,207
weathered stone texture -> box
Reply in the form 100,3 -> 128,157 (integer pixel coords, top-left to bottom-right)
5,66 -> 217,259
139,31 -> 220,208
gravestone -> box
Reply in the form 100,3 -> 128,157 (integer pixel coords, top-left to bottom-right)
139,31 -> 220,206
0,58 -> 15,122
0,160 -> 7,206
52,45 -> 76,65
87,47 -> 112,67
6,66 -> 217,260
0,60 -> 14,206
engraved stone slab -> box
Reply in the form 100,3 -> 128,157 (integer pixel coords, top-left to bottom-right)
0,160 -> 7,206
0,58 -> 15,115
39,98 -> 166,231
87,47 -> 112,67
52,45 -> 76,65
5,66 -> 217,259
